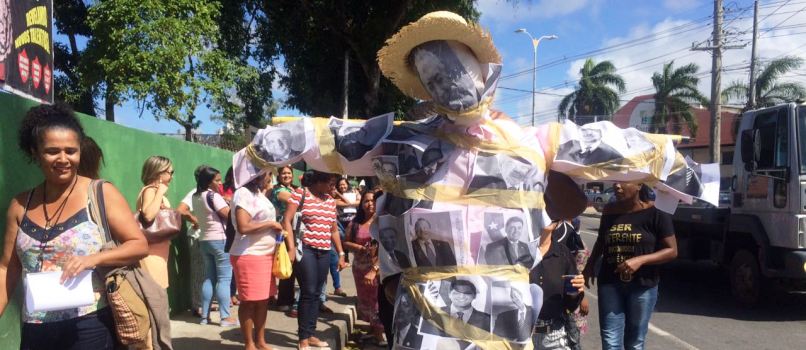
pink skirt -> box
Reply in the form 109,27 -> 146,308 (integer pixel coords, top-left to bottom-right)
230,254 -> 273,301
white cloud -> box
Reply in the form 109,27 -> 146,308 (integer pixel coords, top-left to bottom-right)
478,0 -> 590,23
551,4 -> 806,111
490,3 -> 806,123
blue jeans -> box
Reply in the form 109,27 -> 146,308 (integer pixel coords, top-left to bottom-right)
329,248 -> 341,290
21,308 -> 116,350
598,283 -> 658,350
297,246 -> 330,339
200,239 -> 232,320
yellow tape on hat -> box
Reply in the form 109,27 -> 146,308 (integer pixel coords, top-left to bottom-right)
245,144 -> 275,171
311,118 -> 344,174
401,265 -> 532,350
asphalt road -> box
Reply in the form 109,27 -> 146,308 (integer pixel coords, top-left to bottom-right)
575,215 -> 806,350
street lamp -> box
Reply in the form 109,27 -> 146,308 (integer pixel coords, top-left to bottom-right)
514,29 -> 557,126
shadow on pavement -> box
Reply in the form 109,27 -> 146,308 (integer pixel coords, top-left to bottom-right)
654,261 -> 806,322
173,338 -> 243,350
219,328 -> 299,348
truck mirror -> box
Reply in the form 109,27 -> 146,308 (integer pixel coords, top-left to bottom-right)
740,129 -> 756,171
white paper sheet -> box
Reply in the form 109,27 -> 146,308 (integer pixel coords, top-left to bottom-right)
24,270 -> 95,313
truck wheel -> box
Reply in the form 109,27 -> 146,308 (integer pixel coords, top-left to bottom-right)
729,250 -> 763,305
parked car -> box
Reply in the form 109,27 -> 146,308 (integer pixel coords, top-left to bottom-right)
586,187 -> 614,203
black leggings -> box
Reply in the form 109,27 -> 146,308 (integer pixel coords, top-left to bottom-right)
21,307 -> 117,350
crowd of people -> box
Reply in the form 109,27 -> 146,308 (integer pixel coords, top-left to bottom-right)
0,7 -> 705,350
0,102 -> 679,350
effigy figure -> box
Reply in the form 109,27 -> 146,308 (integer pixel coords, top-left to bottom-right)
233,11 -> 716,350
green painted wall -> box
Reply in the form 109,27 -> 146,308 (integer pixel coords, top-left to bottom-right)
0,93 -> 234,348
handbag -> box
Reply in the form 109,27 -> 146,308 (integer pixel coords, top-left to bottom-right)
136,208 -> 182,243
273,234 -> 293,279
89,180 -> 151,345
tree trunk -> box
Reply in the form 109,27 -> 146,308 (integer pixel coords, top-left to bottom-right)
363,65 -> 381,117
68,33 -> 79,61
104,84 -> 116,122
184,123 -> 194,142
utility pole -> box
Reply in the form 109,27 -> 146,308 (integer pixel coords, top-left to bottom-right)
747,0 -> 759,110
342,50 -> 349,119
692,0 -> 744,164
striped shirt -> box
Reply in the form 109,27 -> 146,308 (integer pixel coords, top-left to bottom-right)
289,188 -> 337,250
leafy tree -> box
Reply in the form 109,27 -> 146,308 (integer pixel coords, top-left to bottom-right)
558,58 -> 626,122
722,56 -> 806,109
259,0 -> 479,118
212,0 -> 276,129
650,61 -> 708,135
53,0 -> 96,116
84,0 -> 254,140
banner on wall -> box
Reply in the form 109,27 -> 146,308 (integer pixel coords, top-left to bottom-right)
0,0 -> 53,103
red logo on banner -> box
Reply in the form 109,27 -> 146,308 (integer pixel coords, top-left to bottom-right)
18,50 -> 30,83
32,56 -> 42,89
44,65 -> 52,93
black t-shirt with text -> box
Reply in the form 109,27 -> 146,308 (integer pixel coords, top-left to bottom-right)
596,206 -> 675,288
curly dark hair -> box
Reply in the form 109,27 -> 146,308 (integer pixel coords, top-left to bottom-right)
301,170 -> 334,187
17,103 -> 85,162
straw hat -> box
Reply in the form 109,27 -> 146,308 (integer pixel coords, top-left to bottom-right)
377,11 -> 501,101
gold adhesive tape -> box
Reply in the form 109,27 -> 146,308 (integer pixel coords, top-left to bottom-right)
245,144 -> 275,171
311,118 -> 344,174
401,266 -> 530,350
389,182 -> 546,208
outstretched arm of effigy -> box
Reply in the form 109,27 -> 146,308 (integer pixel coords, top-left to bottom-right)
246,113 -> 395,176
538,120 -> 719,212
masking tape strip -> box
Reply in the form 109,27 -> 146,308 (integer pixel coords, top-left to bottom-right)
245,144 -> 275,171
311,118 -> 344,174
435,126 -> 547,173
401,266 -> 532,350
385,180 -> 546,209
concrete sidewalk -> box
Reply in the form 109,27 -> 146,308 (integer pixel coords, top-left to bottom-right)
171,267 -> 381,350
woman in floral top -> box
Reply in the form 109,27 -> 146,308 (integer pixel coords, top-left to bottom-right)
1,104 -> 147,349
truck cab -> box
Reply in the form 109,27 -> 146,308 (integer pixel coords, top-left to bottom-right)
674,102 -> 806,304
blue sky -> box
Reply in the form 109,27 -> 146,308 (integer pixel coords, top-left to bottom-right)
80,0 -> 806,134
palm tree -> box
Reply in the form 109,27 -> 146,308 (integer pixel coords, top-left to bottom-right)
558,58 -> 626,122
722,56 -> 805,108
650,61 -> 709,135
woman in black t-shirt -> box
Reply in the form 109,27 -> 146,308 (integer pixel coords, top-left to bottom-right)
582,182 -> 677,350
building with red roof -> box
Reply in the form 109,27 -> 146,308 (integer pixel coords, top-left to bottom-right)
611,94 -> 741,185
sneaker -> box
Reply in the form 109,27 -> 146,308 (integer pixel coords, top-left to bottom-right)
220,318 -> 240,327
332,289 -> 348,297
199,318 -> 209,325
288,309 -> 298,318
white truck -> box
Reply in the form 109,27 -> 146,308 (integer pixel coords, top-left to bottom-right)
672,102 -> 806,304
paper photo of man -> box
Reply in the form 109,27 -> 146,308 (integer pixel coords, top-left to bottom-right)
377,214 -> 412,269
253,121 -> 309,163
623,128 -> 655,154
329,113 -> 393,161
482,212 -> 534,268
408,214 -> 457,267
372,156 -> 399,181
492,285 -> 534,343
556,124 -> 623,165
394,289 -> 425,349
420,278 -> 492,337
